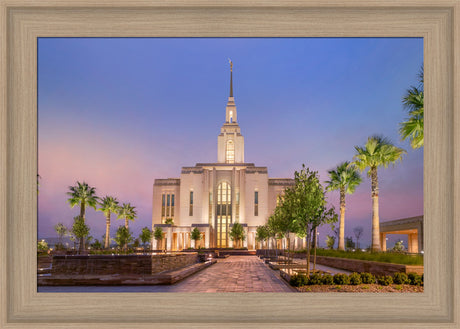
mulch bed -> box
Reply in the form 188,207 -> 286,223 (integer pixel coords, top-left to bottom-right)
296,284 -> 423,293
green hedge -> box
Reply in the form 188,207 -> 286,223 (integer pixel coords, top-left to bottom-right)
289,271 -> 423,287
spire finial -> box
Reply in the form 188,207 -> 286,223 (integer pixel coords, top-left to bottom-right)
228,58 -> 233,97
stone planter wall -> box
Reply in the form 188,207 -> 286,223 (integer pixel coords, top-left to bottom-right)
51,253 -> 198,275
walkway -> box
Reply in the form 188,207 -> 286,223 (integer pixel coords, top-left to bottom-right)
38,256 -> 295,293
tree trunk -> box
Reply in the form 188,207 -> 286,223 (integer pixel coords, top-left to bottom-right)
124,218 -> 129,250
306,228 -> 311,276
371,167 -> 381,252
79,201 -> 86,254
313,228 -> 317,273
105,213 -> 111,249
338,187 -> 346,250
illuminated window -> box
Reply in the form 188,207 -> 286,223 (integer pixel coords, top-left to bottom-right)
226,140 -> 235,163
254,191 -> 259,216
189,191 -> 194,216
161,195 -> 165,217
161,193 -> 175,223
229,111 -> 233,123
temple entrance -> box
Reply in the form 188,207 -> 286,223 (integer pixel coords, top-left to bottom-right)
216,181 -> 232,248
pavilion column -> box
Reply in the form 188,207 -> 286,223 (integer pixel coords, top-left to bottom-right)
205,227 -> 210,248
229,239 -> 233,248
380,233 -> 387,251
243,227 -> 248,248
166,227 -> 172,251
417,222 -> 424,253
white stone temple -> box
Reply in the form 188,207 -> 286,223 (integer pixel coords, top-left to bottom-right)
151,61 -> 294,250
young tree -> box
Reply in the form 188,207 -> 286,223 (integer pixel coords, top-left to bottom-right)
326,235 -> 336,249
392,240 -> 405,252
255,225 -> 269,249
37,239 -> 49,253
345,236 -> 355,250
229,222 -> 246,248
289,165 -> 337,276
353,226 -> 364,249
98,196 -> 120,249
399,67 -> 424,149
325,161 -> 362,250
114,226 -> 133,252
67,181 -> 98,252
354,135 -> 406,251
139,227 -> 152,250
90,239 -> 103,250
71,216 -> 90,254
54,223 -> 68,248
191,227 -> 202,249
153,227 -> 164,251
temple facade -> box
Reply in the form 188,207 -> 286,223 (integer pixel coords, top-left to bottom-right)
151,62 -> 295,250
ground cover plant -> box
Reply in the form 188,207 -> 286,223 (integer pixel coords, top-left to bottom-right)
294,248 -> 423,265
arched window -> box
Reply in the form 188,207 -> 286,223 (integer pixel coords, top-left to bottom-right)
226,140 -> 235,163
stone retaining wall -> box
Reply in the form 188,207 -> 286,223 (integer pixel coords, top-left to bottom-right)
51,253 -> 198,275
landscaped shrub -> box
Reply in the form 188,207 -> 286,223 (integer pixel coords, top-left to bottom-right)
290,274 -> 309,287
321,274 -> 334,285
333,273 -> 350,285
377,275 -> 393,286
348,272 -> 362,285
360,272 -> 376,284
408,272 -> 423,286
393,272 -> 410,284
307,273 -> 323,285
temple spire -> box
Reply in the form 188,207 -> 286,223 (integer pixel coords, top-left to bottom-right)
228,58 -> 233,97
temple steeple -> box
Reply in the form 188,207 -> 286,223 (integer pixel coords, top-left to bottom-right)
217,60 -> 244,163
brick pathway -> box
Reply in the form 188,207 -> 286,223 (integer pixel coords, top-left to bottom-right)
170,255 -> 295,292
38,256 -> 295,293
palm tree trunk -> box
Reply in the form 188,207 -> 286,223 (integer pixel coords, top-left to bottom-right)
338,187 -> 346,250
79,201 -> 86,254
124,217 -> 129,250
105,213 -> 111,249
371,167 -> 381,252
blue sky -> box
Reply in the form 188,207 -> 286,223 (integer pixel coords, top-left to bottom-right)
38,38 -> 423,249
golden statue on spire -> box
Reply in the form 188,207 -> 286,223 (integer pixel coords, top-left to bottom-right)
228,58 -> 233,71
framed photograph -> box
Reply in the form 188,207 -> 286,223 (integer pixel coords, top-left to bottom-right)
1,0 -> 458,327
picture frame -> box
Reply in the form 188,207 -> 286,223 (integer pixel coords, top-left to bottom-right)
1,0 -> 458,327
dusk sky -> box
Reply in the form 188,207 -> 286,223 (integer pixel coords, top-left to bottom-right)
38,38 -> 423,249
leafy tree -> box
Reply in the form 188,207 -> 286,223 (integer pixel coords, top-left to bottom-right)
153,227 -> 164,250
164,218 -> 174,225
37,239 -> 49,252
345,236 -> 355,250
393,240 -> 405,252
139,227 -> 152,249
326,235 -> 336,249
98,196 -> 120,249
191,227 -> 202,248
133,238 -> 140,248
90,239 -> 103,250
54,223 -> 68,248
325,161 -> 362,250
229,222 -> 246,248
71,216 -> 90,254
353,226 -> 364,249
114,226 -> 133,252
67,181 -> 98,252
289,165 -> 337,275
255,225 -> 269,249
353,135 -> 406,251
399,67 -> 424,149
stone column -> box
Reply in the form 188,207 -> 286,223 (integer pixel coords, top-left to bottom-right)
205,227 -> 210,248
243,227 -> 248,248
417,223 -> 424,253
380,233 -> 387,251
166,227 -> 172,251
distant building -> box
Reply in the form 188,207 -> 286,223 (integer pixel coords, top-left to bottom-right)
152,63 -> 294,250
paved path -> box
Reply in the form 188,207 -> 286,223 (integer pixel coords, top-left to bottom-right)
38,256 -> 295,293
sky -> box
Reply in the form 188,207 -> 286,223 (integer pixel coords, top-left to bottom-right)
38,38 -> 423,249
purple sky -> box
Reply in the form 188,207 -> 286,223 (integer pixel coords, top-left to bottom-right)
38,38 -> 423,249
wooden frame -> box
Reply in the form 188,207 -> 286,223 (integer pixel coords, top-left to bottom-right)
0,0 -> 458,327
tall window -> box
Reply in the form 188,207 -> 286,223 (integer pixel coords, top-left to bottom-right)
226,140 -> 235,163
189,191 -> 194,216
208,192 -> 213,224
254,191 -> 259,216
161,193 -> 175,223
217,182 -> 232,248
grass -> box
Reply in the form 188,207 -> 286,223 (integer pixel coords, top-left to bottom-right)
295,248 -> 423,265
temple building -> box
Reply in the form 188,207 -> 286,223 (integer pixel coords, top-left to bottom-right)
151,62 -> 294,250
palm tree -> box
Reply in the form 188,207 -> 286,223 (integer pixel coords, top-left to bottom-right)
353,135 -> 406,251
325,161 -> 362,250
118,203 -> 137,229
67,181 -> 98,252
98,196 -> 120,249
399,67 -> 424,149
